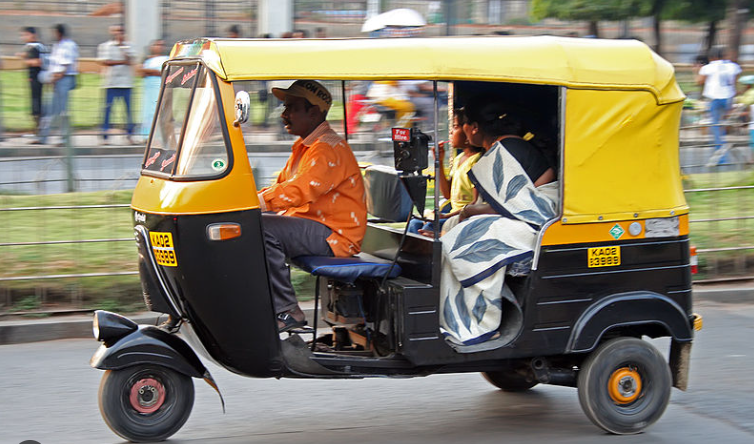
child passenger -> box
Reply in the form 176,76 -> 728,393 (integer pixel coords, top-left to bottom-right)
408,109 -> 482,235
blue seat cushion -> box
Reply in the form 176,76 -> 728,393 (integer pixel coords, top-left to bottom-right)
291,254 -> 402,283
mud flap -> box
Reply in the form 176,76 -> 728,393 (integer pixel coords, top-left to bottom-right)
202,369 -> 226,413
669,340 -> 692,391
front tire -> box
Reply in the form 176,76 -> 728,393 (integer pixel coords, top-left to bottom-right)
98,364 -> 194,442
577,337 -> 671,435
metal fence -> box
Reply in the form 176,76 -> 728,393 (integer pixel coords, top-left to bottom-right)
680,102 -> 754,281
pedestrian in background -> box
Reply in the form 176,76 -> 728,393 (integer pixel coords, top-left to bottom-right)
697,47 -> 741,164
36,23 -> 78,145
17,26 -> 46,134
97,24 -> 136,145
138,39 -> 168,139
226,25 -> 241,38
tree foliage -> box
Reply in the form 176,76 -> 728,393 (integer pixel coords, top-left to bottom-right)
662,0 -> 727,23
531,0 -> 652,22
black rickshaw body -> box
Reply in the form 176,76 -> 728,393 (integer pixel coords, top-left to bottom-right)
91,36 -> 700,440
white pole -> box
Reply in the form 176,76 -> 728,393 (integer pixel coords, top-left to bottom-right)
259,0 -> 293,37
366,0 -> 380,19
125,0 -> 160,60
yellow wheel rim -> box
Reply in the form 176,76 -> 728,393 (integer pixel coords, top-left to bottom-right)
608,367 -> 642,404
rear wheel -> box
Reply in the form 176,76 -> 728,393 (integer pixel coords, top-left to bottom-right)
577,337 -> 671,434
482,368 -> 538,392
98,364 -> 194,442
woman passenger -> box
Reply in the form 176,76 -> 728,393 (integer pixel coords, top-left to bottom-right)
456,97 -> 556,222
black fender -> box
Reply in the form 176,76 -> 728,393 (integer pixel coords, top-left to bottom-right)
566,292 -> 693,353
90,325 -> 207,379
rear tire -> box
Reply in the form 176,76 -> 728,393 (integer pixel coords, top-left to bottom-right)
482,369 -> 538,392
577,337 -> 671,434
98,364 -> 194,442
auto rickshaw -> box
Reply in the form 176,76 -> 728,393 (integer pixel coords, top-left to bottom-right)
90,36 -> 702,442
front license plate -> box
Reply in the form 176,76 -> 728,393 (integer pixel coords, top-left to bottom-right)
149,231 -> 178,267
587,246 -> 621,268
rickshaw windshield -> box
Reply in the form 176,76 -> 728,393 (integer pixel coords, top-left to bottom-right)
142,62 -> 230,179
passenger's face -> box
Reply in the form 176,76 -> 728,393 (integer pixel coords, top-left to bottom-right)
450,116 -> 468,149
281,96 -> 318,137
20,31 -> 34,43
463,121 -> 483,148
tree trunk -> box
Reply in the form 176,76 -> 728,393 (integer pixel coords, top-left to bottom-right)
650,0 -> 667,56
702,20 -> 718,61
727,0 -> 747,63
588,20 -> 599,38
653,14 -> 662,56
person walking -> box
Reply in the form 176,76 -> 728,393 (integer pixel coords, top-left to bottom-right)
97,24 -> 136,145
17,26 -> 46,134
35,24 -> 78,145
697,47 -> 741,164
138,39 -> 168,138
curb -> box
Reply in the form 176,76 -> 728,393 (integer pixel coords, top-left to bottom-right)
0,292 -> 750,346
0,306 -> 316,346
692,287 -> 754,304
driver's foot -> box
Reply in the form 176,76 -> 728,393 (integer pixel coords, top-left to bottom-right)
277,305 -> 307,332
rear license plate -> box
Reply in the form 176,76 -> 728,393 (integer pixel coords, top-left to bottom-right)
587,246 -> 621,268
149,231 -> 178,267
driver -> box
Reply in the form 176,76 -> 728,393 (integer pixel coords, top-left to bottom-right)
258,80 -> 367,332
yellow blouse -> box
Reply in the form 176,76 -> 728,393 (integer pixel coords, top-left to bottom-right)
448,152 -> 481,212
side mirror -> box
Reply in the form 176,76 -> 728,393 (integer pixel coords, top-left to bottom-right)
233,91 -> 251,127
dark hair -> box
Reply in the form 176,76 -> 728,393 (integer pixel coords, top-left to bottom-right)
54,23 -> 66,37
227,25 -> 240,36
22,26 -> 36,34
710,46 -> 725,60
461,95 -> 522,139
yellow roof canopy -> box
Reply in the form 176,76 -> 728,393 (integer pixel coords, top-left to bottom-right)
171,36 -> 684,105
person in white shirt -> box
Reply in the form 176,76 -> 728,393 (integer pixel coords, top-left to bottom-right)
697,47 -> 741,161
35,23 -> 78,145
97,24 -> 136,145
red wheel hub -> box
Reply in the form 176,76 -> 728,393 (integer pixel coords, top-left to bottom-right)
129,377 -> 166,414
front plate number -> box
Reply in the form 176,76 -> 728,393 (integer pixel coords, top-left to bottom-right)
587,246 -> 621,268
149,231 -> 178,267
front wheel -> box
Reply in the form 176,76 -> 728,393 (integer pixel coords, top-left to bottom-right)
98,364 -> 195,442
577,337 -> 671,435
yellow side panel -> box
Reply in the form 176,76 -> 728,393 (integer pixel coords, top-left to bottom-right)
562,89 -> 688,224
541,215 -> 689,246
131,172 -> 259,215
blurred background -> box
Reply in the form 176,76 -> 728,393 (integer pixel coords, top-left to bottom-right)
0,0 -> 752,317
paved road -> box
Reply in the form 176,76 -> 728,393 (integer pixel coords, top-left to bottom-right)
1,300 -> 753,444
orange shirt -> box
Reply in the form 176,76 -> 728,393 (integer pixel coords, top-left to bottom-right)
259,122 -> 366,257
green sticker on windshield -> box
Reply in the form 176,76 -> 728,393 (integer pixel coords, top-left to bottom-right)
211,159 -> 226,171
